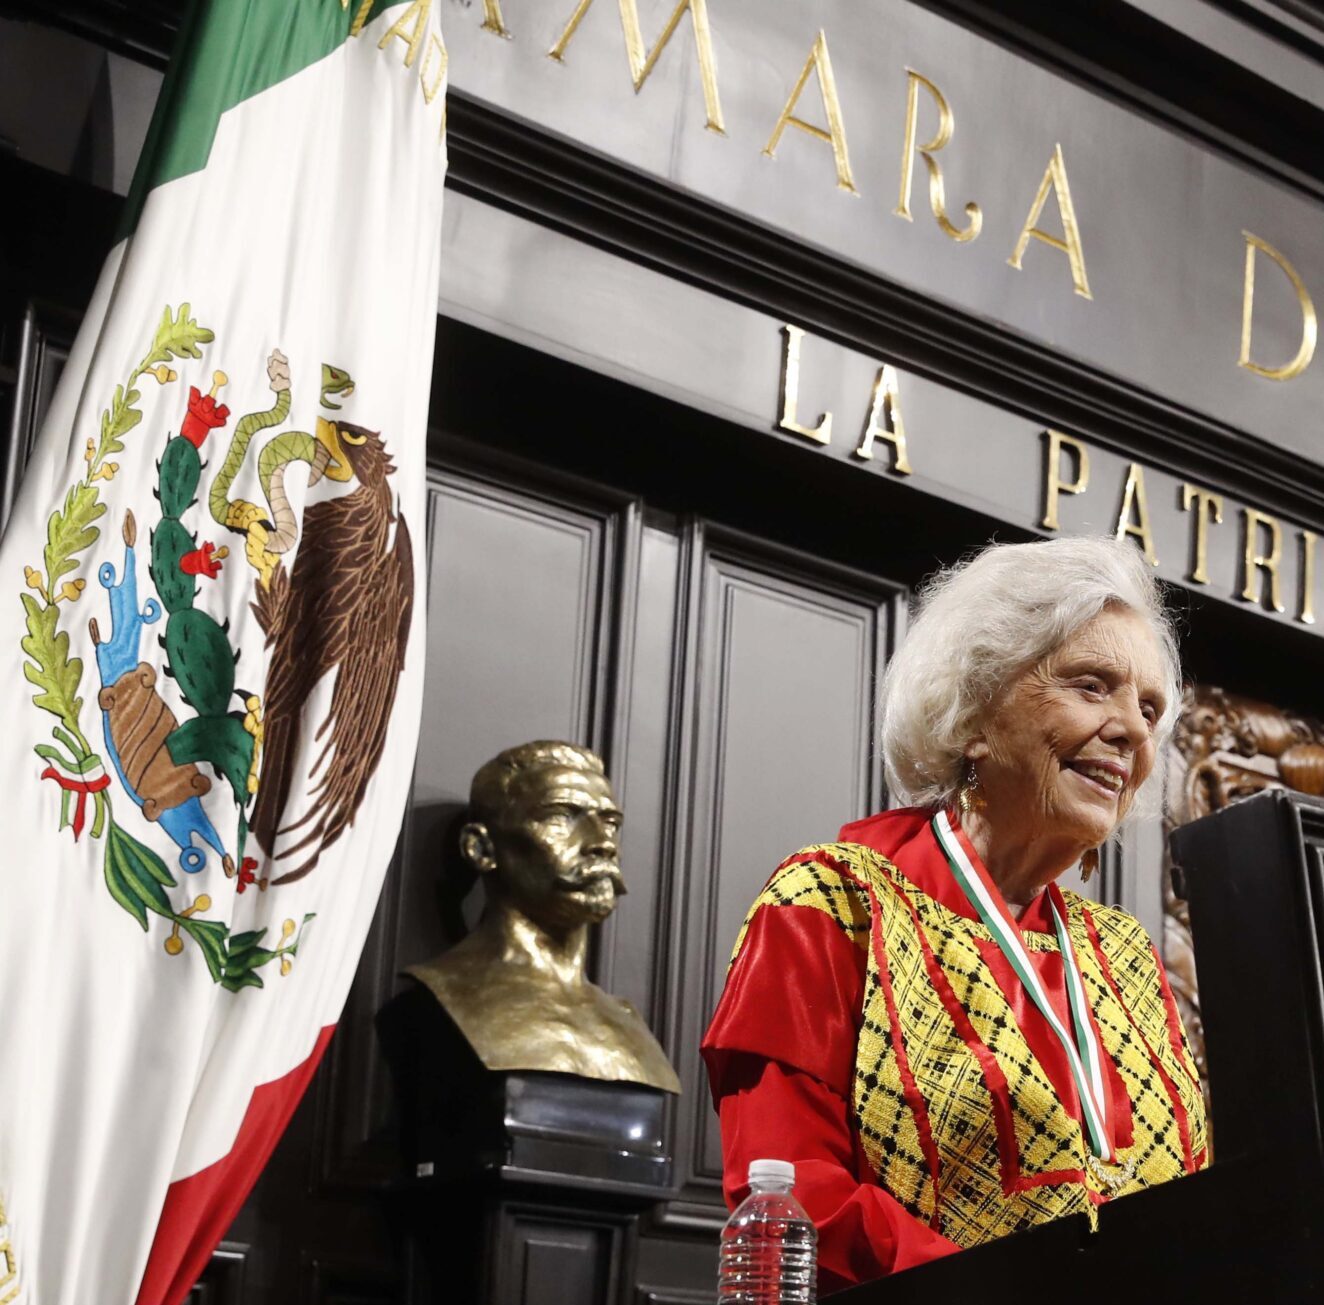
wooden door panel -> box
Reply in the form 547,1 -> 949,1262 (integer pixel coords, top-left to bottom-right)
210,453 -> 903,1302
415,478 -> 607,797
315,463 -> 632,1191
595,523 -> 684,1029
664,524 -> 899,1220
703,572 -> 878,976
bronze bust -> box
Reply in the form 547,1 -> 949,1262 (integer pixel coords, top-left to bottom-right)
407,741 -> 680,1094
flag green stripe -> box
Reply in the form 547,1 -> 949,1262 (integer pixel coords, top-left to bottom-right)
120,0 -> 397,239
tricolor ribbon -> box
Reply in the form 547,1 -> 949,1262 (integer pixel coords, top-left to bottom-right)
932,809 -> 1115,1162
40,763 -> 111,841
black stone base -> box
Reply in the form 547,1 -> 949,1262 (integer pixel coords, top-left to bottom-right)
377,982 -> 678,1304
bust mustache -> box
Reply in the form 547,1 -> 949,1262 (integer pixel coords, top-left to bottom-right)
553,858 -> 627,922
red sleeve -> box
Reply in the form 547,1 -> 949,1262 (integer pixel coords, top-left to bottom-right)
716,1056 -> 960,1292
702,901 -> 869,1097
702,901 -> 960,1290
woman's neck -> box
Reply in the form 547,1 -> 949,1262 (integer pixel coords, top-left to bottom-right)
957,807 -> 1083,918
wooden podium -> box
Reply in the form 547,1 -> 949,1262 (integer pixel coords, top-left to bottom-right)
829,790 -> 1324,1302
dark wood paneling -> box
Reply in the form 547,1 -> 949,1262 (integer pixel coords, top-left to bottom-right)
595,524 -> 684,1024
286,464 -> 904,1293
632,1229 -> 718,1301
297,1255 -> 401,1305
0,300 -> 77,533
1209,0 -> 1324,60
633,1288 -> 712,1305
661,523 -> 901,1227
314,457 -> 638,1192
403,468 -> 620,943
422,479 -> 605,760
185,1242 -> 248,1305
487,1206 -> 630,1305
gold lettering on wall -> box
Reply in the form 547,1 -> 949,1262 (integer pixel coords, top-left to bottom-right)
1239,231 -> 1318,382
777,324 -> 832,445
756,333 -> 1316,634
1115,463 -> 1158,566
1180,484 -> 1224,585
378,0 -> 432,66
763,31 -> 857,194
1241,508 -> 1286,612
1041,429 -> 1089,530
1008,144 -> 1092,300
1300,530 -> 1318,625
854,365 -> 912,472
894,69 -> 981,243
549,0 -> 725,133
481,0 -> 511,38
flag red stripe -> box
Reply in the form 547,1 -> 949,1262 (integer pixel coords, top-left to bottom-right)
134,1023 -> 337,1305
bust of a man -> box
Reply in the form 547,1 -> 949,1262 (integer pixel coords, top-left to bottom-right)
407,741 -> 680,1093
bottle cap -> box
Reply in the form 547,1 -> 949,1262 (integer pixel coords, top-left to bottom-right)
748,1159 -> 795,1186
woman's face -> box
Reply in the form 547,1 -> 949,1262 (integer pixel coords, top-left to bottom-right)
966,606 -> 1168,854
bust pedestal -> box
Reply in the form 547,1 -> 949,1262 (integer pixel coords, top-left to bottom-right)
377,983 -> 675,1305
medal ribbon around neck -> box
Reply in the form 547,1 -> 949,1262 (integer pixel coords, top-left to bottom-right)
932,809 -> 1116,1162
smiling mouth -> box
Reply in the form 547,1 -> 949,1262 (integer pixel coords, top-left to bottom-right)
1065,760 -> 1128,798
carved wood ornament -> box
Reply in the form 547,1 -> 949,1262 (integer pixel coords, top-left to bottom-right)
1165,684 -> 1324,1100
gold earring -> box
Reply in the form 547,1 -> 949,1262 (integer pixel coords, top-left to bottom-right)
958,763 -> 984,815
1081,847 -> 1100,883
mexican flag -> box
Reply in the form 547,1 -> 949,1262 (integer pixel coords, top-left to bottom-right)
0,3 -> 447,1301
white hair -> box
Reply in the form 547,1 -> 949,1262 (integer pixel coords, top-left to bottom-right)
880,536 -> 1181,818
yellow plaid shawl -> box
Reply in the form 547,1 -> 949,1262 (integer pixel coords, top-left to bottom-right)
731,842 -> 1207,1248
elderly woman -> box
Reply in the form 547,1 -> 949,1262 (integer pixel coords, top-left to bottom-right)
702,537 -> 1207,1293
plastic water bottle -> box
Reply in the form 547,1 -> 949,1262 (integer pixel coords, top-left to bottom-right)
718,1158 -> 818,1302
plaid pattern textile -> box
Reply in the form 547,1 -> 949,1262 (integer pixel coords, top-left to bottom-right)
731,842 -> 1206,1249
730,851 -> 872,959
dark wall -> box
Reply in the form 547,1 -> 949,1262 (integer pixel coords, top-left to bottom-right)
166,326 -> 906,1301
0,156 -> 117,533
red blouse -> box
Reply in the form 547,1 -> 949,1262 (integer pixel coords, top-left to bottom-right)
701,808 -> 1146,1293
